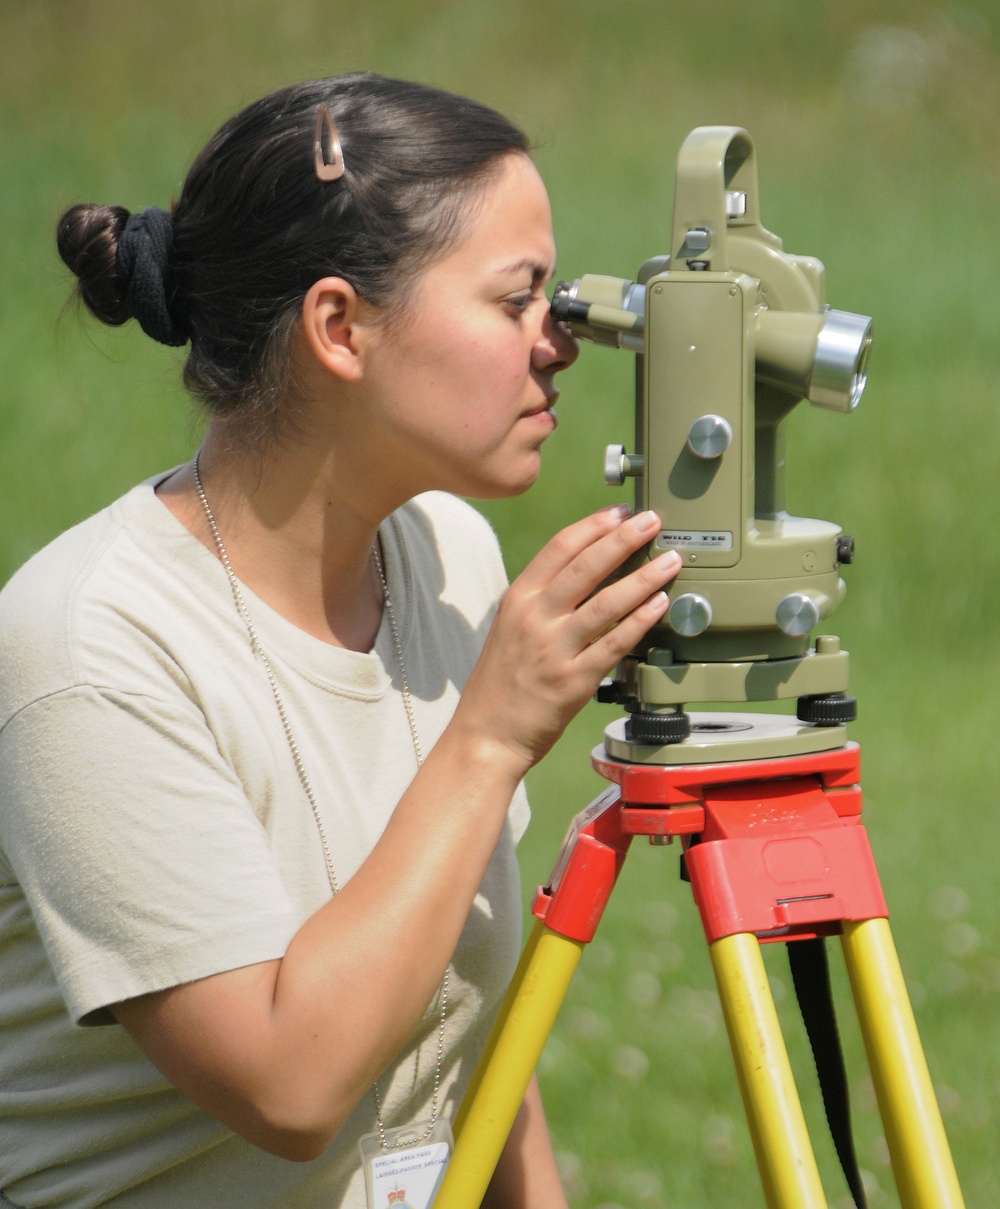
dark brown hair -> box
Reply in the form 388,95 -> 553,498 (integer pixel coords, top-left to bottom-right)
57,73 -> 530,447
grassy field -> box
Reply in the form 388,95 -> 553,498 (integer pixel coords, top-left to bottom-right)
2,3 -> 999,1205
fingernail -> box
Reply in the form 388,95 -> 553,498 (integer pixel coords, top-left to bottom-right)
602,503 -> 632,522
635,510 -> 660,534
653,549 -> 682,568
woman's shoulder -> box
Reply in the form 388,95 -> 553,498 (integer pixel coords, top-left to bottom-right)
394,490 -> 507,609
1,503 -> 121,635
0,475 -> 193,718
1,478 -> 168,617
399,486 -> 505,570
401,491 -> 500,543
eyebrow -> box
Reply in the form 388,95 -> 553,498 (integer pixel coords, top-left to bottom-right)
495,258 -> 553,285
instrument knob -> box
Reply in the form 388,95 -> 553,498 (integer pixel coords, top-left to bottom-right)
775,593 -> 820,637
687,414 -> 733,459
668,593 -> 713,637
604,444 -> 644,486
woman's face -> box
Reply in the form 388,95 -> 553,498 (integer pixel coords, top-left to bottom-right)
357,152 -> 579,502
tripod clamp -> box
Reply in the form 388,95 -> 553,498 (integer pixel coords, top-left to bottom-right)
537,743 -> 881,947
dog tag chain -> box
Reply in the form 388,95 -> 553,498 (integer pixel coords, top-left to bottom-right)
194,455 -> 452,1209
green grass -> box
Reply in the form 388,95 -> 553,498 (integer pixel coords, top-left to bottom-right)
3,2 -> 999,1205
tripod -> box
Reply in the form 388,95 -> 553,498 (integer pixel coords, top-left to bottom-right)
432,716 -> 966,1209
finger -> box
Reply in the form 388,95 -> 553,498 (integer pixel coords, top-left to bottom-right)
581,588 -> 672,673
543,510 -> 665,614
514,504 -> 635,591
571,549 -> 682,646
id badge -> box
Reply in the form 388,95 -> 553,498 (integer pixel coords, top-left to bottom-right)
359,1118 -> 454,1209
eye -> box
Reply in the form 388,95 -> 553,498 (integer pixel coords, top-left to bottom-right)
503,292 -> 536,318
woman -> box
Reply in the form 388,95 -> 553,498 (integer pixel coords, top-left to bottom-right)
0,74 -> 681,1208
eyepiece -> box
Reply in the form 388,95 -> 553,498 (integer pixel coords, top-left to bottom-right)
549,280 -> 588,325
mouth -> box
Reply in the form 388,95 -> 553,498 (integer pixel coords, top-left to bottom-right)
524,393 -> 559,422
522,404 -> 558,432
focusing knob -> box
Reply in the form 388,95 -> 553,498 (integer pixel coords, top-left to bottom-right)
797,693 -> 857,725
837,535 -> 856,565
775,593 -> 820,637
604,444 -> 644,486
687,414 -> 733,459
668,593 -> 713,637
604,444 -> 627,486
625,710 -> 691,745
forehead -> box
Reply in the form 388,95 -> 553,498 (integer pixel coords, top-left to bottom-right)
434,153 -> 556,279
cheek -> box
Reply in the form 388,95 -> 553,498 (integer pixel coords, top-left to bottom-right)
485,333 -> 532,385
394,318 -> 528,423
449,334 -> 525,397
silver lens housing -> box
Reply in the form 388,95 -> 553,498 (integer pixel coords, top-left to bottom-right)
809,309 -> 873,413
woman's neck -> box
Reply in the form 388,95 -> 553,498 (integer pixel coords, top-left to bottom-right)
157,432 -> 392,652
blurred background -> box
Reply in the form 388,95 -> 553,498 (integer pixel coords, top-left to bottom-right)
2,2 -> 998,1205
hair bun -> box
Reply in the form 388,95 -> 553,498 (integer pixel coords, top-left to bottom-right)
56,202 -> 131,327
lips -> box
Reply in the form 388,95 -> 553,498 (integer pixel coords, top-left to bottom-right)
524,392 -> 559,419
522,404 -> 558,431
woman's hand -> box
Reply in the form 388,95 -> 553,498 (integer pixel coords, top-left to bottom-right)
455,505 -> 681,773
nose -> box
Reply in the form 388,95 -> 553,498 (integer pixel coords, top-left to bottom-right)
533,307 -> 579,375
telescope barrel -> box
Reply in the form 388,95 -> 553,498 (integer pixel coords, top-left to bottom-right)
550,277 -> 645,350
553,279 -> 872,414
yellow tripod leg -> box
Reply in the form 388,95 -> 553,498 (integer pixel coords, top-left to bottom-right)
841,918 -> 966,1209
433,920 -> 585,1209
712,932 -> 828,1209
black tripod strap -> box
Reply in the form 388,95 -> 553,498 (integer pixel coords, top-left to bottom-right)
788,937 -> 869,1209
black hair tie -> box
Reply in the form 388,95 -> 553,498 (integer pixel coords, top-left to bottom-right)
116,207 -> 190,347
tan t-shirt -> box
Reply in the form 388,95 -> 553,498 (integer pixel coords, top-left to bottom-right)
0,476 -> 528,1209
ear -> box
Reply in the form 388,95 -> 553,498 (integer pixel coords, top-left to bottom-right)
299,277 -> 369,382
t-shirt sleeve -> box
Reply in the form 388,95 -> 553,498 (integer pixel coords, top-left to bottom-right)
0,684 -> 300,1026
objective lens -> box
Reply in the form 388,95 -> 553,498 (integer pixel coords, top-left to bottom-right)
810,310 -> 873,412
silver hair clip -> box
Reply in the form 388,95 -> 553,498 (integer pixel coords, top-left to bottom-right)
314,104 -> 346,182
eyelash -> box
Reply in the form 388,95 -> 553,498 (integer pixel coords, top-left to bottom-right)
504,293 -> 537,318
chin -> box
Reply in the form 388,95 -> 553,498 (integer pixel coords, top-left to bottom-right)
466,467 -> 541,502
448,449 -> 544,502
495,459 -> 544,499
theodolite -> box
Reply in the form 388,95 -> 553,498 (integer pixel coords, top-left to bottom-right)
551,125 -> 872,761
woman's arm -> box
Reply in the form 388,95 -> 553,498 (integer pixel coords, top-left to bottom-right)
111,507 -> 680,1160
481,1077 -> 568,1209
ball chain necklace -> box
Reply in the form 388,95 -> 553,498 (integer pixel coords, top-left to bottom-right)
192,452 -> 448,1148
